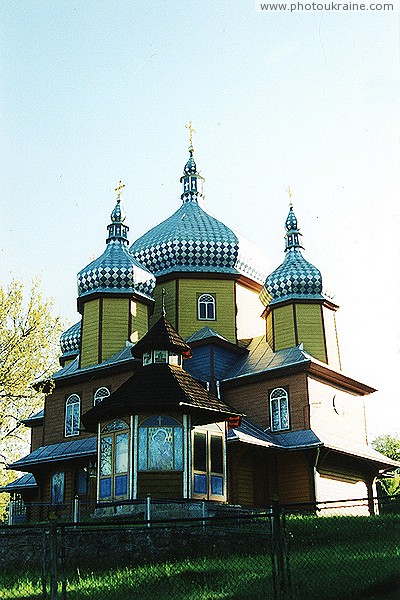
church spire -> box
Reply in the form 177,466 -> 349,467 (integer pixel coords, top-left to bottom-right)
180,121 -> 205,203
106,180 -> 129,244
284,188 -> 304,252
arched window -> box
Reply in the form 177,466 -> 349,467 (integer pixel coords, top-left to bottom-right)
198,294 -> 216,320
138,416 -> 183,472
94,387 -> 110,405
270,388 -> 289,431
65,394 -> 80,437
99,419 -> 129,500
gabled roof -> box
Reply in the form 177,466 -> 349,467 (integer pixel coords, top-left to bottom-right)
131,314 -> 192,358
9,437 -> 97,470
82,363 -> 241,432
186,326 -> 230,344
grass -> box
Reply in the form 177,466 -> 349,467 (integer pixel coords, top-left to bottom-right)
0,514 -> 399,599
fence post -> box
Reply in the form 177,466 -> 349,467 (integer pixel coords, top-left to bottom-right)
7,499 -> 14,525
146,494 -> 151,528
272,500 -> 287,600
49,523 -> 58,600
73,496 -> 79,525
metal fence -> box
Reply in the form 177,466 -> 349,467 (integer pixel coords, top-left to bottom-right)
0,496 -> 399,600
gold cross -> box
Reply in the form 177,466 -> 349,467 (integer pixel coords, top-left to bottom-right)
185,121 -> 196,147
286,186 -> 293,207
115,180 -> 126,198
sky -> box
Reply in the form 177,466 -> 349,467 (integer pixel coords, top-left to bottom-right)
0,0 -> 399,440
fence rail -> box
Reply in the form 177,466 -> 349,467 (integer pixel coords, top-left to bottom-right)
0,496 -> 399,599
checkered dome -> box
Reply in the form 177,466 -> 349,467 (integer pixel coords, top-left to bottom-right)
130,201 -> 267,283
259,248 -> 323,306
259,205 -> 324,307
60,321 -> 81,358
77,240 -> 156,299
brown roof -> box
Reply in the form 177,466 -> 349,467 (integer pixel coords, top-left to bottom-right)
82,363 -> 241,432
131,315 -> 192,358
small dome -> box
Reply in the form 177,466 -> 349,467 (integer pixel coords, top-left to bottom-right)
184,148 -> 197,175
60,321 -> 81,358
77,242 -> 156,299
259,205 -> 324,307
77,189 -> 156,300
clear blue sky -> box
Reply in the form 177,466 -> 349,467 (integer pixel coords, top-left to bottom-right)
1,1 -> 399,439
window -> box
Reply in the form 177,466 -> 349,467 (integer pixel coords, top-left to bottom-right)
270,388 -> 289,431
138,416 -> 183,471
94,387 -> 110,405
193,427 -> 225,499
99,419 -> 129,500
51,471 -> 65,504
65,394 -> 80,437
198,294 -> 216,320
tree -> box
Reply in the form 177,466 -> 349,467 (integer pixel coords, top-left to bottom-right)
0,279 -> 64,491
372,433 -> 400,497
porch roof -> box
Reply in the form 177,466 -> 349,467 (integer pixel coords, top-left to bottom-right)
9,437 -> 97,471
0,473 -> 38,493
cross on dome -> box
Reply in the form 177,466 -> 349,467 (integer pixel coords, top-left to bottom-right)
115,180 -> 126,199
185,120 -> 196,150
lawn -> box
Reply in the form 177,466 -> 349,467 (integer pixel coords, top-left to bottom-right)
0,514 -> 399,599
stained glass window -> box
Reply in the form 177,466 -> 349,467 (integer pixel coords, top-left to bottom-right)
270,388 -> 290,431
138,416 -> 183,472
65,394 -> 80,437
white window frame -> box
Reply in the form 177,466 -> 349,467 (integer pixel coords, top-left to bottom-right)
65,394 -> 81,437
270,387 -> 290,432
198,294 -> 216,321
94,387 -> 110,406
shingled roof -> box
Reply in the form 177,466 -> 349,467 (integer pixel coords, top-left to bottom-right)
131,314 -> 192,358
82,363 -> 241,432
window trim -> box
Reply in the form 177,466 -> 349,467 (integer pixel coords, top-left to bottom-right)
269,387 -> 290,432
99,419 -> 130,501
197,293 -> 216,321
65,394 -> 81,437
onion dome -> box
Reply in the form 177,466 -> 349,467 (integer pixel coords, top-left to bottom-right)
77,187 -> 156,300
259,205 -> 324,306
130,147 -> 267,284
59,321 -> 81,363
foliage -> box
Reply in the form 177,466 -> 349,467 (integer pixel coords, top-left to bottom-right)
372,433 -> 400,496
0,278 -> 63,495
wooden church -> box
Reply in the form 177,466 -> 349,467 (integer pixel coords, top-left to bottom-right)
3,129 -> 398,520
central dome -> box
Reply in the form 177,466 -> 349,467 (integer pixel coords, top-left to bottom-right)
130,149 -> 267,284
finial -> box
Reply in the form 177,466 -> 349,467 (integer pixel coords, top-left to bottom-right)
115,180 -> 126,200
185,121 -> 196,152
161,288 -> 166,317
286,186 -> 293,208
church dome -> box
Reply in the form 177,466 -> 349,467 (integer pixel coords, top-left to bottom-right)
259,205 -> 324,307
60,321 -> 81,359
77,187 -> 156,300
130,147 -> 267,284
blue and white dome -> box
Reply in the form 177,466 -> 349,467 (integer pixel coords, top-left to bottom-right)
259,205 -> 324,307
60,321 -> 81,361
77,193 -> 156,300
130,149 -> 268,284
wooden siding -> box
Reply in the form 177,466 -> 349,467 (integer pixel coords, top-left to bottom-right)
316,472 -> 368,511
322,305 -> 341,370
43,370 -> 134,445
31,426 -> 44,452
223,372 -> 309,431
273,305 -> 296,350
102,298 -> 129,360
235,283 -> 265,339
295,303 -> 327,363
137,472 -> 183,499
178,278 -> 236,341
150,281 -> 176,329
266,311 -> 273,349
308,376 -> 367,445
130,300 -> 148,343
80,299 -> 100,368
277,452 -> 313,504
